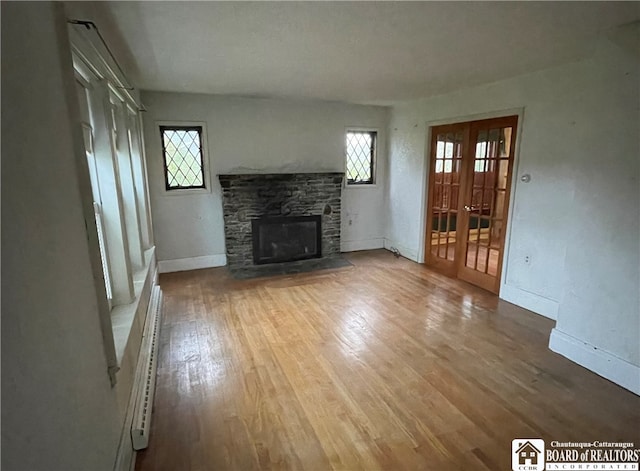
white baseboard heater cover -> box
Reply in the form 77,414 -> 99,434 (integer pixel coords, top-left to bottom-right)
131,285 -> 163,451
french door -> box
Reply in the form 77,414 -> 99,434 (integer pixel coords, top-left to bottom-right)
425,116 -> 518,294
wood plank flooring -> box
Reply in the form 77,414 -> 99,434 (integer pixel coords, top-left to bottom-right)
135,250 -> 640,471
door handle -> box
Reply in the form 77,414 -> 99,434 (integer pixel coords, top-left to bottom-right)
464,205 -> 472,212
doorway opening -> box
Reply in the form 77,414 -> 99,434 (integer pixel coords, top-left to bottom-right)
425,115 -> 518,294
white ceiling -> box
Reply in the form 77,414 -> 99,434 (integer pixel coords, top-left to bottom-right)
103,1 -> 639,105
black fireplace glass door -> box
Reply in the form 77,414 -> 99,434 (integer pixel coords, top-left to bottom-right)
252,216 -> 322,264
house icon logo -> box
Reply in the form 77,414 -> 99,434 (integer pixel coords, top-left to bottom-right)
512,438 -> 545,471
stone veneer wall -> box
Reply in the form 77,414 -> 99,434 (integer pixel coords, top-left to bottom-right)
218,173 -> 343,271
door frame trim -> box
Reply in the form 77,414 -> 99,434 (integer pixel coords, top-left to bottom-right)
419,107 -> 526,293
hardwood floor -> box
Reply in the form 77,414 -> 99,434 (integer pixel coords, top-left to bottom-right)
136,250 -> 640,471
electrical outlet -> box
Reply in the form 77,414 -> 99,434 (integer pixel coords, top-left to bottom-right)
524,255 -> 531,265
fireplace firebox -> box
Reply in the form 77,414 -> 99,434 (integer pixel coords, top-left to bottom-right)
252,215 -> 321,265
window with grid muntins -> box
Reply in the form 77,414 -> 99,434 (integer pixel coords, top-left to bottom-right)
346,131 -> 376,185
160,126 -> 205,190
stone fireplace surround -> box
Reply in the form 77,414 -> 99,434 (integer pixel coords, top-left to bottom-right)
218,172 -> 348,278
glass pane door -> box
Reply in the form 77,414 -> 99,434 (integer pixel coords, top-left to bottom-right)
428,128 -> 464,270
459,117 -> 517,292
425,116 -> 518,294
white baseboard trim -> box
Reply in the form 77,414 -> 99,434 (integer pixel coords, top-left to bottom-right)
341,238 -> 384,252
500,284 -> 559,320
549,328 -> 640,395
158,254 -> 227,273
383,238 -> 420,262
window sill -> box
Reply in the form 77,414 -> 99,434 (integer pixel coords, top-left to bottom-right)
159,186 -> 212,197
110,246 -> 157,367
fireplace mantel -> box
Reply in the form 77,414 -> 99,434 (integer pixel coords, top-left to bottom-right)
218,172 -> 344,179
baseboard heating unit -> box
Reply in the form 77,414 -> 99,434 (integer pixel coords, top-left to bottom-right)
131,285 -> 163,450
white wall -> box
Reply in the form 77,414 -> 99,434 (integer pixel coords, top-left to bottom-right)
386,32 -> 639,393
1,3 -> 122,469
141,91 -> 389,269
550,32 -> 640,394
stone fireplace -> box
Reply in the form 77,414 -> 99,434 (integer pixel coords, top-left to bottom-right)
218,173 -> 347,277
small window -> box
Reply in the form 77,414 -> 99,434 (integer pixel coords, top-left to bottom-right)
346,130 -> 376,185
160,126 -> 205,190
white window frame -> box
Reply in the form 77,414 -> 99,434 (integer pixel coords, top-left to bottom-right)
70,29 -> 155,384
76,73 -> 115,310
157,121 -> 211,196
344,127 -> 378,188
